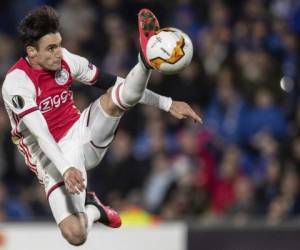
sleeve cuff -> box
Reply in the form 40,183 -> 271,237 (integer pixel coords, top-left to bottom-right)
159,96 -> 172,112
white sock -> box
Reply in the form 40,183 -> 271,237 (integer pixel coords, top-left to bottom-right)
70,190 -> 86,213
111,62 -> 151,110
85,204 -> 101,232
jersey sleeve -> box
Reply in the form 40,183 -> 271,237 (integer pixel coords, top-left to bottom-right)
62,48 -> 99,85
2,69 -> 38,118
22,110 -> 71,176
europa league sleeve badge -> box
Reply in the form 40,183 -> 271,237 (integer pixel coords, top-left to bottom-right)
12,95 -> 25,109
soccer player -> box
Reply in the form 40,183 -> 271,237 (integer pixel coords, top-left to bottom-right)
2,5 -> 201,246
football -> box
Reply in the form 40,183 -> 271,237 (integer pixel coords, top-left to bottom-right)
146,27 -> 193,74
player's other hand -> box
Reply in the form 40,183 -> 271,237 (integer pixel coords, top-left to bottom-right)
169,101 -> 202,123
63,167 -> 86,194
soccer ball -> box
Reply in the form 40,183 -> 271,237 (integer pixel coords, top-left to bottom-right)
146,27 -> 193,74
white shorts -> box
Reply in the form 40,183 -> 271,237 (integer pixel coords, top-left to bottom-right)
39,97 -> 121,224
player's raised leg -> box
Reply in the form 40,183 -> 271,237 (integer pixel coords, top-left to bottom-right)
85,8 -> 160,161
101,9 -> 160,117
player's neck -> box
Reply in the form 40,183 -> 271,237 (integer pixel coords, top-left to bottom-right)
26,56 -> 43,70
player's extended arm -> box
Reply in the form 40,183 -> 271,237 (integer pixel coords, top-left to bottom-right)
22,111 -> 85,194
140,89 -> 202,123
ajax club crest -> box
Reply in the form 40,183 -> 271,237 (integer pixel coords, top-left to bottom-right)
55,68 -> 69,85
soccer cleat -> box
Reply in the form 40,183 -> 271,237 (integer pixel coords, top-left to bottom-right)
85,191 -> 121,228
138,8 -> 160,69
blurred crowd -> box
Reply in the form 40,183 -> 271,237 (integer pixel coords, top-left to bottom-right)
1,0 -> 300,226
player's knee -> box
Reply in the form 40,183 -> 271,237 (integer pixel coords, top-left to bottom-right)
63,229 -> 87,246
123,87 -> 142,105
61,223 -> 87,246
101,92 -> 124,116
111,82 -> 143,111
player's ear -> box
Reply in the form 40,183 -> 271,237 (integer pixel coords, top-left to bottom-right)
26,46 -> 37,58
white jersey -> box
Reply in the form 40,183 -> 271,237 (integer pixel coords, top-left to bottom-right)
2,48 -> 99,180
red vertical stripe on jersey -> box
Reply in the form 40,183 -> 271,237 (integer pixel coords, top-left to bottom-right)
14,135 -> 37,174
18,146 -> 37,173
12,112 -> 19,124
11,113 -> 38,174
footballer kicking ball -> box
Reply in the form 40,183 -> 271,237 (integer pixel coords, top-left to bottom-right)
146,27 -> 193,74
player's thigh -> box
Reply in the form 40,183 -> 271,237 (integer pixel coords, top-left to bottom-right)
59,135 -> 87,182
79,97 -> 122,169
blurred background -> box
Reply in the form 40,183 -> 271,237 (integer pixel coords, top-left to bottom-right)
1,0 -> 300,237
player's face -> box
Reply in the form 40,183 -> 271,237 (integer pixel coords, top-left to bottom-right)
31,32 -> 63,71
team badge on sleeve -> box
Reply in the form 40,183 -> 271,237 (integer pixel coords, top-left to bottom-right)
55,68 -> 69,85
12,95 -> 25,109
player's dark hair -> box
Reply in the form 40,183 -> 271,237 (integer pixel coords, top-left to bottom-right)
18,5 -> 59,48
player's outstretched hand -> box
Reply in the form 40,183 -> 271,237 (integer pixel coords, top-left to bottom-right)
63,167 -> 86,194
169,101 -> 202,123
